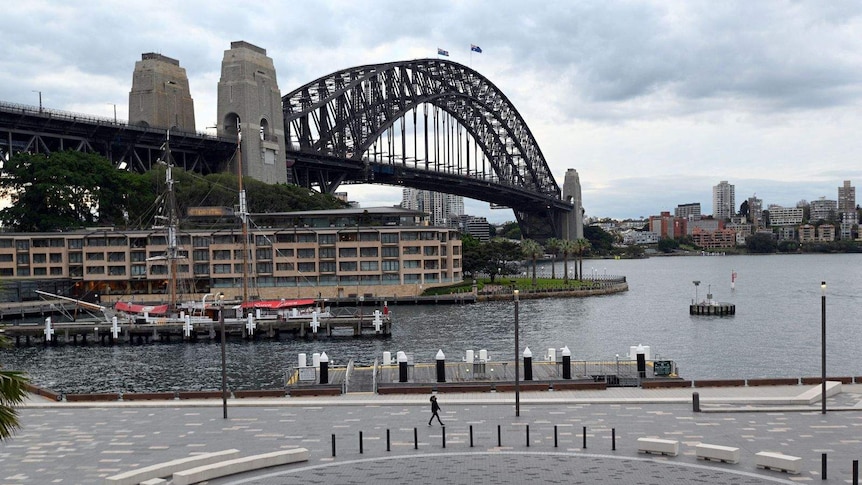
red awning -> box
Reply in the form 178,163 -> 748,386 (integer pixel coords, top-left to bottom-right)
240,299 -> 317,310
115,302 -> 169,315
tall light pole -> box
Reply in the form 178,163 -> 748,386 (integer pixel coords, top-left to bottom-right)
514,289 -> 520,417
693,280 -> 700,304
821,281 -> 826,415
219,292 -> 228,419
32,90 -> 42,112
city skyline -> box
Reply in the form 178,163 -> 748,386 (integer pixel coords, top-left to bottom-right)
4,2 -> 862,222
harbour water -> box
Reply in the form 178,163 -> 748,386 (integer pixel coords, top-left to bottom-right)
2,253 -> 860,393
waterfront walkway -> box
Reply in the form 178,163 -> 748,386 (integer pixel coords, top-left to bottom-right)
5,384 -> 862,484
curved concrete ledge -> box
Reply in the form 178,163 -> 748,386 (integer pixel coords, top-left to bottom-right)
171,448 -> 309,485
104,449 -> 240,485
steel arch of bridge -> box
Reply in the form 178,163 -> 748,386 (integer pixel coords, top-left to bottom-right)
282,59 -> 573,240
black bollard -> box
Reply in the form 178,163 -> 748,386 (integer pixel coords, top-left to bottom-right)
359,431 -> 363,454
583,426 -> 587,449
320,355 -> 329,385
853,459 -> 858,485
637,353 -> 646,379
692,392 -> 700,412
612,428 -> 616,451
821,453 -> 826,480
442,426 -> 446,448
554,425 -> 558,448
498,424 -> 502,447
414,427 -> 418,449
331,433 -> 336,457
562,353 -> 571,379
399,357 -> 408,383
470,425 -> 474,447
526,425 -> 530,447
524,355 -> 533,381
436,350 -> 446,383
387,429 -> 391,452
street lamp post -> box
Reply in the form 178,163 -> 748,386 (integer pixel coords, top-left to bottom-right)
514,289 -> 520,417
32,90 -> 42,112
218,292 -> 228,419
821,281 -> 826,415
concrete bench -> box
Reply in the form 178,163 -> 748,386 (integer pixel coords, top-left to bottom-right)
172,448 -> 309,485
755,451 -> 801,474
140,479 -> 167,485
104,449 -> 240,485
636,437 -> 679,456
695,443 -> 740,463
795,381 -> 841,405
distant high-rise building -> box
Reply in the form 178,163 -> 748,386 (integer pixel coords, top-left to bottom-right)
712,181 -> 735,221
810,197 -> 837,222
747,196 -> 763,228
400,188 -> 464,226
838,180 -> 856,216
674,203 -> 701,220
128,53 -> 196,132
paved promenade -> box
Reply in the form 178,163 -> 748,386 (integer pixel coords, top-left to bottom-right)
3,384 -> 862,484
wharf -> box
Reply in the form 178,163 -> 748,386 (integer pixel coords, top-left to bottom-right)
1,314 -> 391,346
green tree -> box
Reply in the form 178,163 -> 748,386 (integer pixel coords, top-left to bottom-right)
460,234 -> 483,277
544,238 -> 563,279
497,221 -> 522,240
657,237 -> 679,253
575,238 -> 591,280
483,238 -> 521,282
746,232 -> 778,253
0,151 -> 136,231
520,239 -> 544,286
0,335 -> 28,441
559,239 -> 576,283
584,225 -> 614,255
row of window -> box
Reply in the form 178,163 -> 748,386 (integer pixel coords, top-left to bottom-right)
0,230 -> 454,251
4,245 -> 460,266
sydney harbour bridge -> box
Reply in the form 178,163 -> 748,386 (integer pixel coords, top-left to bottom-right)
0,48 -> 582,241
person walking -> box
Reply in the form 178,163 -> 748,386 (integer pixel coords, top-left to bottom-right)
428,395 -> 443,426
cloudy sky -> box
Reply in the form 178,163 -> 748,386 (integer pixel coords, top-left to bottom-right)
3,1 -> 862,222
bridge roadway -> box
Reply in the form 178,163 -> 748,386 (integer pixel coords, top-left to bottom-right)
5,384 -> 862,484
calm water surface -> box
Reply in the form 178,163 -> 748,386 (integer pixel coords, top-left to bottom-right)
3,253 -> 860,393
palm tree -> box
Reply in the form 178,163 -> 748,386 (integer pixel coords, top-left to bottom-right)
520,239 -> 544,287
560,239 -> 576,284
544,238 -> 562,279
0,335 -> 28,441
575,238 -> 591,281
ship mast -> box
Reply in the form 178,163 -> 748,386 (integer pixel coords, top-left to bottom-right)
162,130 -> 180,312
236,123 -> 250,316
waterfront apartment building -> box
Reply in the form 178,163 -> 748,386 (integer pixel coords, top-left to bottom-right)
810,197 -> 838,222
838,180 -> 856,216
649,212 -> 686,239
766,205 -> 804,226
0,207 -> 463,303
674,203 -> 701,220
713,181 -> 736,221
747,196 -> 763,228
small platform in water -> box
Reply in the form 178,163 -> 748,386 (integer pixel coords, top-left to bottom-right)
690,302 -> 735,316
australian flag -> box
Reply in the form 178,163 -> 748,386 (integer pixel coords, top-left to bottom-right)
471,44 -> 482,53
437,48 -> 449,57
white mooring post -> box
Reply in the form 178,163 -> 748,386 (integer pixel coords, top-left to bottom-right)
43,317 -> 54,343
246,314 -> 255,336
311,311 -> 320,334
183,315 -> 192,338
373,310 -> 382,333
111,316 -> 120,340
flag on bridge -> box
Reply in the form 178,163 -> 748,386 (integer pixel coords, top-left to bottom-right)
437,48 -> 449,57
471,44 -> 482,53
